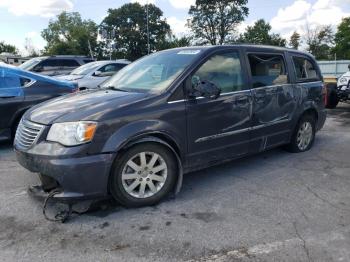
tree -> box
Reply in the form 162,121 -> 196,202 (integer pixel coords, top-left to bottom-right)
289,31 -> 301,50
158,35 -> 192,50
24,38 -> 40,57
332,17 -> 350,60
100,3 -> 171,61
305,24 -> 334,60
238,19 -> 286,47
41,11 -> 98,57
0,41 -> 18,54
188,0 -> 249,45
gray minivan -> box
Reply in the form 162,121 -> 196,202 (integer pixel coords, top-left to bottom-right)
19,56 -> 94,76
15,45 -> 327,207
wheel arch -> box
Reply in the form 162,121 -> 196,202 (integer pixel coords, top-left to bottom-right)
10,107 -> 29,137
111,134 -> 184,196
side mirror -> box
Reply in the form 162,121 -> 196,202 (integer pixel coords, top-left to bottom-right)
348,64 -> 350,71
193,80 -> 221,100
94,71 -> 102,77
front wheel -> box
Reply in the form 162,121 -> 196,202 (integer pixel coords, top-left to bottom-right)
286,114 -> 316,153
109,143 -> 177,207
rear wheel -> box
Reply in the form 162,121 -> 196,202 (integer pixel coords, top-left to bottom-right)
109,143 -> 177,207
286,114 -> 316,153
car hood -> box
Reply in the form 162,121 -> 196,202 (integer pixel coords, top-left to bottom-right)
25,89 -> 149,125
341,72 -> 350,78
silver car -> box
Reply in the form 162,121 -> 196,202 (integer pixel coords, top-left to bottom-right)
56,60 -> 130,90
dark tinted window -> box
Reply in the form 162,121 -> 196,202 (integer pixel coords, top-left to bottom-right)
59,59 -> 80,67
292,56 -> 320,81
40,59 -> 80,68
248,54 -> 288,88
193,52 -> 244,94
40,59 -> 60,67
84,59 -> 94,64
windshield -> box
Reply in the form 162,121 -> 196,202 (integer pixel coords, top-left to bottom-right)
101,49 -> 202,92
19,58 -> 44,70
70,61 -> 101,75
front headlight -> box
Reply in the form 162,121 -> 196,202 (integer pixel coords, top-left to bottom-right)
339,78 -> 348,84
47,121 -> 97,146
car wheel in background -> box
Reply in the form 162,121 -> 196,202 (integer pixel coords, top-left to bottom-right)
326,83 -> 339,109
109,142 -> 177,207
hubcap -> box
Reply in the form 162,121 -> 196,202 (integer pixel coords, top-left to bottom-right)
297,121 -> 313,151
121,152 -> 168,199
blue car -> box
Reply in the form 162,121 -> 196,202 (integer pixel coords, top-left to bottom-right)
0,63 -> 77,141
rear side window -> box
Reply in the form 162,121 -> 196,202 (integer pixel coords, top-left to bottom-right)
84,59 -> 94,64
193,51 -> 244,93
20,77 -> 32,87
248,54 -> 288,88
40,59 -> 60,68
292,56 -> 320,82
59,59 -> 80,67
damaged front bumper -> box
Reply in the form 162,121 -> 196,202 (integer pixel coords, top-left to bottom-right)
15,143 -> 115,202
337,85 -> 350,101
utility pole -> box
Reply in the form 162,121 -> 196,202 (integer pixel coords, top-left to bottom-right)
146,0 -> 150,54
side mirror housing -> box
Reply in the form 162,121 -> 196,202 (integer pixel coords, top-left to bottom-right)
94,71 -> 102,77
192,80 -> 221,100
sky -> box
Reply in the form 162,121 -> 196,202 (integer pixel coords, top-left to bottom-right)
0,0 -> 349,55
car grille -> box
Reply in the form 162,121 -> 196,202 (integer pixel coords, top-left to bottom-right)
15,120 -> 44,150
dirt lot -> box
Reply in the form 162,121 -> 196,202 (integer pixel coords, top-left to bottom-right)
0,104 -> 350,262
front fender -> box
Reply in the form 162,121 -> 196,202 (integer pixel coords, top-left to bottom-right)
102,120 -> 184,156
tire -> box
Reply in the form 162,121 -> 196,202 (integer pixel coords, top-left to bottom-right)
326,84 -> 339,109
286,114 -> 316,153
11,117 -> 21,141
109,142 -> 177,207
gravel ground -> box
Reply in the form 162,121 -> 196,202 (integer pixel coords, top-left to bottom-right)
0,103 -> 350,262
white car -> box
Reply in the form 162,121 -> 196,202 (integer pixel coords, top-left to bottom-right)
337,70 -> 350,91
56,60 -> 130,90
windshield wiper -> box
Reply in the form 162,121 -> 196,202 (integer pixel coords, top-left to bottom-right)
101,86 -> 129,92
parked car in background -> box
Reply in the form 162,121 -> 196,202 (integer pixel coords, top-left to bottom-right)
56,60 -> 130,90
15,45 -> 326,207
19,56 -> 94,77
325,64 -> 350,109
0,63 -> 77,141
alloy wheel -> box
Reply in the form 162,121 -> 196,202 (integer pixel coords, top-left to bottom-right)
296,121 -> 313,151
121,152 -> 168,198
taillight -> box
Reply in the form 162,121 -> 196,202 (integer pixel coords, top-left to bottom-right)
322,83 -> 328,106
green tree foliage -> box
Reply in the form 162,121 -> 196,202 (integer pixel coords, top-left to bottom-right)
188,0 -> 248,45
0,41 -> 18,54
238,19 -> 286,47
158,35 -> 192,50
41,12 -> 98,57
289,31 -> 301,50
100,3 -> 171,61
332,17 -> 350,60
305,25 -> 334,60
